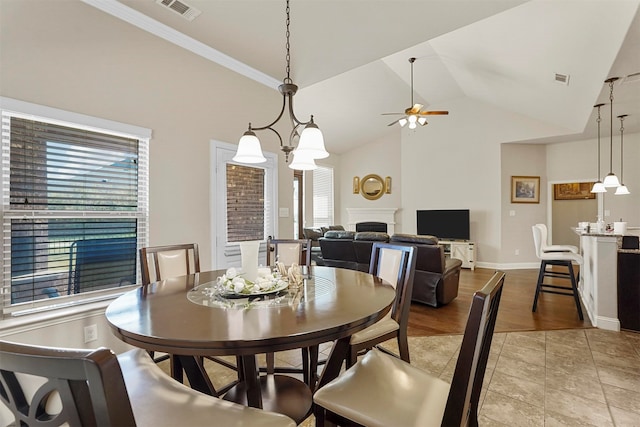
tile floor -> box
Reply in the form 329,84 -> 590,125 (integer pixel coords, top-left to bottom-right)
185,328 -> 640,426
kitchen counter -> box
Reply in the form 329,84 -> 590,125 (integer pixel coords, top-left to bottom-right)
573,227 -> 640,331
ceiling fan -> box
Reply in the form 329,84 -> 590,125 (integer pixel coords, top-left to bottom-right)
383,57 -> 449,128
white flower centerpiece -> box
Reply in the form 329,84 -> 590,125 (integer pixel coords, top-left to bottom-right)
217,267 -> 288,296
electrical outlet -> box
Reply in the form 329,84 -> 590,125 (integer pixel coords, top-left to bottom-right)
84,324 -> 98,343
515,249 -> 520,255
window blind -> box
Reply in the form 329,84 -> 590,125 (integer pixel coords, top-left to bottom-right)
1,103 -> 149,316
312,166 -> 334,227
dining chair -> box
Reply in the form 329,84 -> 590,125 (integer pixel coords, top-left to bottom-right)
0,340 -> 296,427
531,225 -> 584,320
139,242 -> 200,285
303,242 -> 417,390
264,238 -> 312,380
139,243 -> 238,383
312,270 -> 506,427
345,241 -> 417,367
266,238 -> 311,268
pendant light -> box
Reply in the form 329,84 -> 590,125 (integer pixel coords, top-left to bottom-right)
232,0 -> 328,169
615,114 -> 630,195
591,103 -> 606,193
602,77 -> 621,187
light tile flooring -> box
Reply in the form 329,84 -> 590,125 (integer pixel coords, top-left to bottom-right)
177,328 -> 640,426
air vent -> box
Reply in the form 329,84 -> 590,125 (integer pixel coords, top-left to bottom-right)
554,73 -> 570,85
156,0 -> 201,21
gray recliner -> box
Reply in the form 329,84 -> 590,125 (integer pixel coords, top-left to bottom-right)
390,234 -> 462,307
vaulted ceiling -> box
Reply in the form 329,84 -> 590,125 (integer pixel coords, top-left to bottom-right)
86,0 -> 640,154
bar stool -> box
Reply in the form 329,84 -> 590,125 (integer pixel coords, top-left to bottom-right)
531,225 -> 584,320
535,223 -> 579,254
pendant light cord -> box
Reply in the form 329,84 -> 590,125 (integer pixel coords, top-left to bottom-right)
619,115 -> 625,180
609,79 -> 615,172
596,104 -> 602,177
284,0 -> 291,84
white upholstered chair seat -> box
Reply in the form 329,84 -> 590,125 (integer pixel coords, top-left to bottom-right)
313,349 -> 449,427
118,349 -> 295,427
349,317 -> 399,345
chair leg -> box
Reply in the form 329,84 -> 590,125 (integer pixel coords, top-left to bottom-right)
265,352 -> 275,375
309,345 -> 320,390
567,263 -> 584,320
397,330 -> 410,364
531,260 -> 546,312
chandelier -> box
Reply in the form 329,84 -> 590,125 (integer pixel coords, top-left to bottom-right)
233,0 -> 328,170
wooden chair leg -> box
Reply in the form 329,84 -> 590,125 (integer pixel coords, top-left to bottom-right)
397,330 -> 410,363
266,352 -> 275,375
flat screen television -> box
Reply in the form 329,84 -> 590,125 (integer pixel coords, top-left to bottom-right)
417,209 -> 470,241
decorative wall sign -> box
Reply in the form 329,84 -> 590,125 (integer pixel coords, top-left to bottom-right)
554,182 -> 596,200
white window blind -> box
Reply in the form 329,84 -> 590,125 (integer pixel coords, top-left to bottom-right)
1,98 -> 150,317
312,166 -> 334,227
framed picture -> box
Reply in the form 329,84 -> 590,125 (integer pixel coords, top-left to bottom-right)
511,176 -> 540,203
554,182 -> 596,200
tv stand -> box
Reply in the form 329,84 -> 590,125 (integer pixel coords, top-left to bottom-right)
439,240 -> 475,270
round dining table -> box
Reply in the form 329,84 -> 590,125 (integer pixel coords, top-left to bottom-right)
105,266 -> 395,423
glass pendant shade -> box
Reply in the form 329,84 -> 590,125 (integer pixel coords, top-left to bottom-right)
417,117 -> 427,126
603,172 -> 620,187
591,181 -> 606,193
288,149 -> 317,170
615,184 -> 630,195
297,122 -> 328,159
233,131 -> 266,163
398,118 -> 408,127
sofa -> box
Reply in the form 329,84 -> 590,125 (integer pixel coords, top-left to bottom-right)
319,231 -> 390,271
303,225 -> 345,266
319,232 -> 462,307
389,234 -> 462,307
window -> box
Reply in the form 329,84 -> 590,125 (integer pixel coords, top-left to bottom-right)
312,166 -> 334,227
1,98 -> 150,317
226,164 -> 265,242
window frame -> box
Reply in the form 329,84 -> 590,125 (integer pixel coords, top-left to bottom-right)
312,165 -> 334,228
0,97 -> 151,318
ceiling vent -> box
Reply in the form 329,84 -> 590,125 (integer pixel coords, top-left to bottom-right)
156,0 -> 201,21
554,73 -> 570,85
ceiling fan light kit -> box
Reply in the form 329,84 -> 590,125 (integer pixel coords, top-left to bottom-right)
233,0 -> 328,170
383,57 -> 449,128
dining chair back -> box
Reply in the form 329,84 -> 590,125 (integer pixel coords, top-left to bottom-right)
263,238 -> 312,380
312,270 -> 506,427
0,340 -> 295,427
139,243 -> 200,285
346,242 -> 417,367
535,223 -> 578,253
266,238 -> 311,268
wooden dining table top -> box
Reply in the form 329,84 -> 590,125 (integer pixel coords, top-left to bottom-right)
105,266 -> 396,357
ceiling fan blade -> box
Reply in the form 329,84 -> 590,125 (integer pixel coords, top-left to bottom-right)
417,111 -> 449,116
405,104 -> 423,115
381,112 -> 405,116
387,119 -> 401,126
